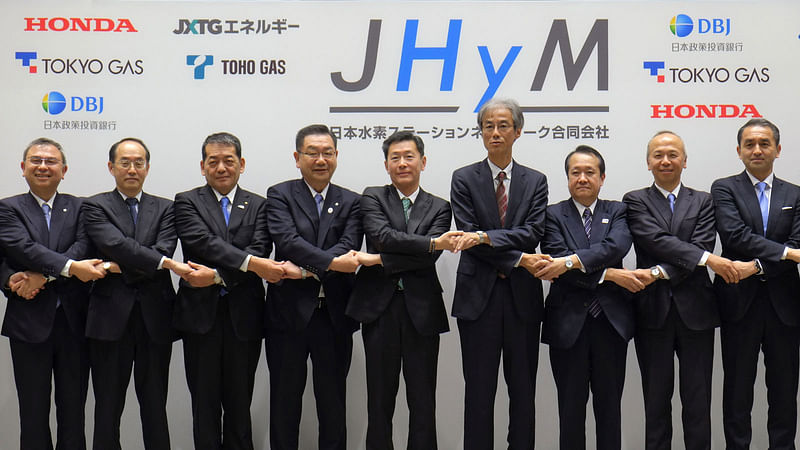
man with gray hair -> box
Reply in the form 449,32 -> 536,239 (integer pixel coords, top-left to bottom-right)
450,98 -> 550,449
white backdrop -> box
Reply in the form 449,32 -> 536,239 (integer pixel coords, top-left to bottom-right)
2,1 -> 800,448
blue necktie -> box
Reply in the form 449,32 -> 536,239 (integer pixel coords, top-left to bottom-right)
402,197 -> 412,222
315,193 -> 324,217
220,196 -> 230,226
42,203 -> 51,229
125,197 -> 138,226
756,182 -> 768,235
582,207 -> 592,239
668,193 -> 675,213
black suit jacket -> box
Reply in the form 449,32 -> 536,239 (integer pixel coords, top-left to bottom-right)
711,171 -> 800,325
0,193 -> 91,343
540,199 -> 635,349
623,185 -> 720,330
266,179 -> 362,333
82,190 -> 177,343
450,159 -> 548,322
347,185 -> 451,336
173,185 -> 270,340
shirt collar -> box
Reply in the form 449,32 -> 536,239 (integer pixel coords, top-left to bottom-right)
745,170 -> 774,189
117,190 -> 142,202
304,181 -> 329,200
653,182 -> 682,199
395,186 -> 420,204
30,191 -> 56,208
211,184 -> 238,203
572,198 -> 598,217
488,158 -> 513,180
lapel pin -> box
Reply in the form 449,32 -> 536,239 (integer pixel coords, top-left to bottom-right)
335,202 -> 339,206
237,204 -> 245,209
601,218 -> 609,224
782,206 -> 792,210
63,208 -> 68,212
327,207 -> 333,214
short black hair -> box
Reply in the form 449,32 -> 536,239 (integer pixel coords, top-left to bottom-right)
24,137 -> 66,164
737,118 -> 780,147
295,124 -> 337,151
564,145 -> 605,176
381,131 -> 425,159
202,132 -> 241,159
109,137 -> 150,163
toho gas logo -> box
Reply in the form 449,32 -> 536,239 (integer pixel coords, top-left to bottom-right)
42,91 -> 104,115
669,14 -> 731,37
186,55 -> 214,79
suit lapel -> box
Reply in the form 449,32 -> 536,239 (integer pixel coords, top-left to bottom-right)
589,200 -> 608,245
767,177 -> 788,237
199,185 -> 229,237
646,184 -> 673,230
294,180 -> 320,233
407,189 -> 431,234
385,185 -> 408,231
736,171 -> 765,235
228,188 -> 249,236
476,160 -> 502,229
506,160 -> 525,228
134,193 -> 155,242
22,193 -> 49,245
564,201 -> 590,248
111,190 -> 136,238
670,186 -> 692,233
317,185 -> 341,247
48,193 -> 68,249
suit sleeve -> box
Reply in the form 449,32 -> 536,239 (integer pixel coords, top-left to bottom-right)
541,203 -> 632,290
450,170 -> 546,274
0,200 -> 69,278
266,186 -> 360,274
622,191 -> 711,284
711,179 -> 787,266
363,195 -> 452,275
81,199 -> 166,275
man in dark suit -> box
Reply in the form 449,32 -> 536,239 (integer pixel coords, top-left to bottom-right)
449,98 -> 551,450
535,145 -> 640,450
623,131 -> 739,450
348,131 -> 460,450
0,138 -> 107,450
173,132 -> 284,450
711,118 -> 800,450
265,124 -> 363,450
82,137 -> 192,450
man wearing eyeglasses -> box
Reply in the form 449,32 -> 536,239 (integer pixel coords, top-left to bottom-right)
450,98 -> 550,449
264,124 -> 362,450
0,138 -> 107,450
81,137 -> 192,450
174,132 -> 283,450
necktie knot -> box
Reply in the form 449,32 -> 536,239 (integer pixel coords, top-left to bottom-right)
42,203 -> 51,229
401,197 -> 412,222
220,196 -> 230,226
125,197 -> 138,225
667,193 -> 676,213
756,181 -> 767,195
497,171 -> 506,182
314,193 -> 324,216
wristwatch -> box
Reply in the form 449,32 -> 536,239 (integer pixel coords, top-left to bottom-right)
103,262 -> 111,271
476,231 -> 486,244
753,259 -> 763,275
650,266 -> 662,279
564,257 -> 574,270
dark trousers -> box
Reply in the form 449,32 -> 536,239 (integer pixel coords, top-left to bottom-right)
458,279 -> 539,450
266,304 -> 353,450
89,302 -> 172,450
635,304 -> 714,450
10,307 -> 89,450
362,290 -> 440,450
721,287 -> 800,450
182,296 -> 262,450
549,312 -> 627,450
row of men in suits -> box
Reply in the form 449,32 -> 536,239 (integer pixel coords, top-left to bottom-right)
1,101 -> 800,450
